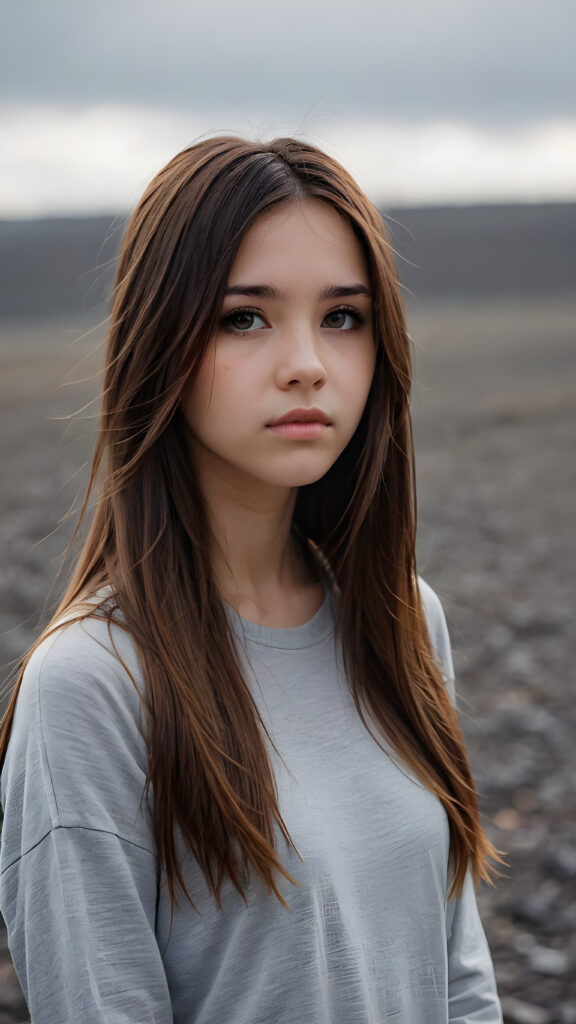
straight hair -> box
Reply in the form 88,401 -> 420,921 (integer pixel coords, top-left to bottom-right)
0,137 -> 500,907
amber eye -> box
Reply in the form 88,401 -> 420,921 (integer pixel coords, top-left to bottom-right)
222,310 -> 267,332
322,307 -> 363,330
324,310 -> 347,328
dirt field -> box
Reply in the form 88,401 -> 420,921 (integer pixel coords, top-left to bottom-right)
0,294 -> 575,1022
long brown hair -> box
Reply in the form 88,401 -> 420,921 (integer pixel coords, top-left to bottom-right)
0,137 -> 499,906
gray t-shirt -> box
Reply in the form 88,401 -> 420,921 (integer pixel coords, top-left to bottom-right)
0,579 -> 501,1022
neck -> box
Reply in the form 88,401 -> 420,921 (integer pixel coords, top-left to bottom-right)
196,465 -> 320,625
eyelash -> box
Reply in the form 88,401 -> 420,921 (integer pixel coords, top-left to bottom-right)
323,306 -> 369,330
219,305 -> 369,332
219,307 -> 265,331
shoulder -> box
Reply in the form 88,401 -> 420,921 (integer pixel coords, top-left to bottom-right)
16,610 -> 148,769
1,613 -> 151,858
417,576 -> 455,696
417,576 -> 446,636
21,611 -> 145,719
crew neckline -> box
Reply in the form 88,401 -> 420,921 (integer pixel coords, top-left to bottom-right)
226,588 -> 336,650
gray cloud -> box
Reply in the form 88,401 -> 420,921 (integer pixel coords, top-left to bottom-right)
3,0 -> 575,123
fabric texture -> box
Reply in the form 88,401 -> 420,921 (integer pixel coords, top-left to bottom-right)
0,578 -> 502,1023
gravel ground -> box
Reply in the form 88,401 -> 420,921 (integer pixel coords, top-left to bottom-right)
0,296 -> 574,1022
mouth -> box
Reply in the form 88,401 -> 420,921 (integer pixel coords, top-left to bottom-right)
266,408 -> 332,440
267,407 -> 332,427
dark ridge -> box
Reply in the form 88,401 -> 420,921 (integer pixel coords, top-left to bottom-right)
383,203 -> 575,302
0,203 -> 574,321
0,214 -> 127,322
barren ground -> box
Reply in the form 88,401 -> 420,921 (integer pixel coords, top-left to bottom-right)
0,296 -> 575,1022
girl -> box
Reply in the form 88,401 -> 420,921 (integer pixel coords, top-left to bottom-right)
0,137 -> 502,1022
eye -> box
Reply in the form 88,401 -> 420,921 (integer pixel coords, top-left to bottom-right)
322,306 -> 367,331
220,308 -> 268,333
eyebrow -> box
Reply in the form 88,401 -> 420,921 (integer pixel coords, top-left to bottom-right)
224,283 -> 372,300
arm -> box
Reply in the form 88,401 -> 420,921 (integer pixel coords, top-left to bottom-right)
446,875 -> 502,1024
1,828 -> 172,1023
0,619 -> 173,1023
419,579 -> 502,1022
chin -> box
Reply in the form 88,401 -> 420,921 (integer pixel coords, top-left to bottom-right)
267,466 -> 335,488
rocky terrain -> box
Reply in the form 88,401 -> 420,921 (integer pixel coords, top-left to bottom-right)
0,205 -> 574,1021
411,298 -> 576,1023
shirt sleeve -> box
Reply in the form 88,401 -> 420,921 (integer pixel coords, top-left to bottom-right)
0,619 -> 174,1023
446,874 -> 503,1023
1,828 -> 172,1023
418,579 -> 502,1021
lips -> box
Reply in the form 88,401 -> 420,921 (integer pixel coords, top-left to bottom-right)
268,407 -> 332,426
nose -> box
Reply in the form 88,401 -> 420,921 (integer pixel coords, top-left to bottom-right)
274,326 -> 327,391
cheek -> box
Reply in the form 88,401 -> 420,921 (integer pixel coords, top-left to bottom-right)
182,358 -> 215,433
342,344 -> 377,409
183,354 -> 246,439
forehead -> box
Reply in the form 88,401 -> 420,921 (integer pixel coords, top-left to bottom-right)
229,199 -> 369,285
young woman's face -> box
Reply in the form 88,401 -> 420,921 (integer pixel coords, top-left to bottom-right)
183,199 -> 376,493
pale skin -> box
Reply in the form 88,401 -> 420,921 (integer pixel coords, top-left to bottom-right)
183,199 -> 376,628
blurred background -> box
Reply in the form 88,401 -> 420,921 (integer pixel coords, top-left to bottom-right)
1,1 -> 575,1020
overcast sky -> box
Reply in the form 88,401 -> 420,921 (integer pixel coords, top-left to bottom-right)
2,0 -> 575,215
